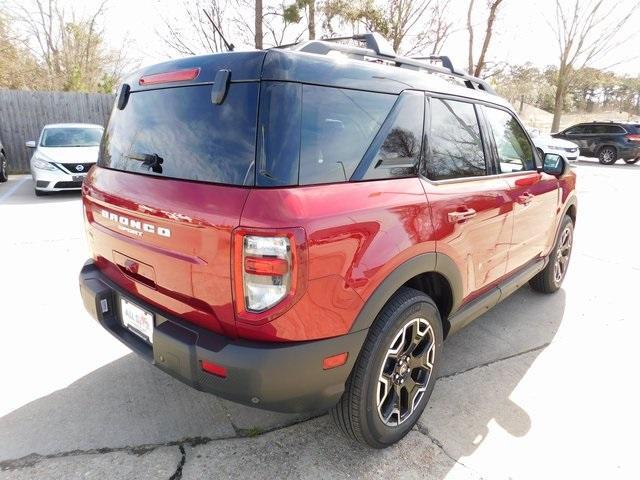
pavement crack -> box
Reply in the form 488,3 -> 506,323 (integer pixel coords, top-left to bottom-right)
0,436 -> 227,472
438,343 -> 550,380
414,423 -> 484,478
168,445 -> 186,480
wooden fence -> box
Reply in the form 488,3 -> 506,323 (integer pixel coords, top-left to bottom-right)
0,89 -> 114,173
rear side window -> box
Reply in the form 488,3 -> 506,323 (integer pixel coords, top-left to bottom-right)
425,98 -> 486,181
593,124 -> 625,134
484,107 -> 535,173
358,91 -> 424,181
99,83 -> 258,186
299,85 -> 395,185
257,82 -> 302,187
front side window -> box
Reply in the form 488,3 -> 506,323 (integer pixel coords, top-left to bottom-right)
41,127 -> 103,147
425,98 -> 486,181
359,91 -> 424,180
564,125 -> 587,135
484,107 -> 535,173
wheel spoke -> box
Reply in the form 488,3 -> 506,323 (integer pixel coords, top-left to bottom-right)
377,317 -> 436,427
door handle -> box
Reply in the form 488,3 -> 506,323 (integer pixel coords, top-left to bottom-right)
518,192 -> 534,205
448,208 -> 477,223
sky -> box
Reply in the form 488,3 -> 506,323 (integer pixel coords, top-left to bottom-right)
72,0 -> 640,76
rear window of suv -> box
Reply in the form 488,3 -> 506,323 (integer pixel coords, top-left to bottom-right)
99,83 -> 259,186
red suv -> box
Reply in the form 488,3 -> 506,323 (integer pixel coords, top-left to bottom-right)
79,34 -> 577,448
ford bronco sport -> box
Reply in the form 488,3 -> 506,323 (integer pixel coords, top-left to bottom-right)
79,33 -> 577,448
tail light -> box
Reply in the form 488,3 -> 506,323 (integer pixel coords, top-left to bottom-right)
139,67 -> 200,86
233,228 -> 307,324
625,134 -> 640,142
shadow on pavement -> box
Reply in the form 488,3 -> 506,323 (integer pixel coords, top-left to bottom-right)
0,286 -> 565,477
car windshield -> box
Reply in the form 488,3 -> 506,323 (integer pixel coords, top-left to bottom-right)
41,127 -> 103,147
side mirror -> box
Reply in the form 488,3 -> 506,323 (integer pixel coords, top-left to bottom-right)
542,153 -> 565,176
25,140 -> 36,148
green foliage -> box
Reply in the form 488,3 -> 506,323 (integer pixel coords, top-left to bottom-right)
322,0 -> 389,37
0,13 -> 48,90
493,63 -> 640,116
1,2 -> 130,93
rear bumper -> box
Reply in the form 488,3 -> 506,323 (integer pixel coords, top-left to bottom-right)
619,146 -> 640,160
79,260 -> 367,413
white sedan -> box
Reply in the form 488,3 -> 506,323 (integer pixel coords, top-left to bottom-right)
530,129 -> 579,165
27,123 -> 104,196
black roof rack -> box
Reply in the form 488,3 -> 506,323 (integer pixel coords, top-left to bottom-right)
282,33 -> 496,95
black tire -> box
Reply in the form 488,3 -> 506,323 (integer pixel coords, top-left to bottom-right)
0,153 -> 7,182
529,215 -> 574,294
331,287 -> 443,448
623,157 -> 639,165
598,146 -> 617,165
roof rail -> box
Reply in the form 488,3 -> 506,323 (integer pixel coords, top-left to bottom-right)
284,33 -> 496,95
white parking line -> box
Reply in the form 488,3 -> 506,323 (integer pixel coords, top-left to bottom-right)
0,176 -> 30,204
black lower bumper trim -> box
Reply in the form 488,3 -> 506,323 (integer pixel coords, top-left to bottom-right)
79,260 -> 368,413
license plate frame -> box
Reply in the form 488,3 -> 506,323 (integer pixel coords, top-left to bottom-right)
121,298 -> 154,344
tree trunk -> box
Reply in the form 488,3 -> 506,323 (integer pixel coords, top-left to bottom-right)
473,0 -> 503,78
255,0 -> 263,49
467,0 -> 474,74
551,77 -> 566,133
308,1 -> 315,40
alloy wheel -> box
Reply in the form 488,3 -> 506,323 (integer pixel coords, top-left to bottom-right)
600,149 -> 615,164
377,317 -> 435,426
553,226 -> 573,284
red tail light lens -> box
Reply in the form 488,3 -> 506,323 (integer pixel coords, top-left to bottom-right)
242,235 -> 292,312
139,67 -> 200,86
626,134 -> 640,142
233,228 -> 307,325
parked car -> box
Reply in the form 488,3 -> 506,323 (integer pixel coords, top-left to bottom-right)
0,137 -> 8,182
78,34 -> 577,448
27,123 -> 104,196
530,129 -> 579,165
552,121 -> 640,165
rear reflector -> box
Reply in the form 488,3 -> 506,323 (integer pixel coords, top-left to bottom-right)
139,67 -> 201,86
323,352 -> 348,370
201,360 -> 227,378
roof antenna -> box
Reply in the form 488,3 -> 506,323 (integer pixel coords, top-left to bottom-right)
202,9 -> 234,52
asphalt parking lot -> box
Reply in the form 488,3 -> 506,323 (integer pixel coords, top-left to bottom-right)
1,159 -> 639,479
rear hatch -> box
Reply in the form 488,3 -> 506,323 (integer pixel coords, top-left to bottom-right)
83,52 -> 264,336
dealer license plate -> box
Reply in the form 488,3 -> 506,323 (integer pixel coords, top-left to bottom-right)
121,298 -> 154,344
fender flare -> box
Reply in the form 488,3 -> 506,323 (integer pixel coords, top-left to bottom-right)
561,193 -> 577,221
349,252 -> 463,333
